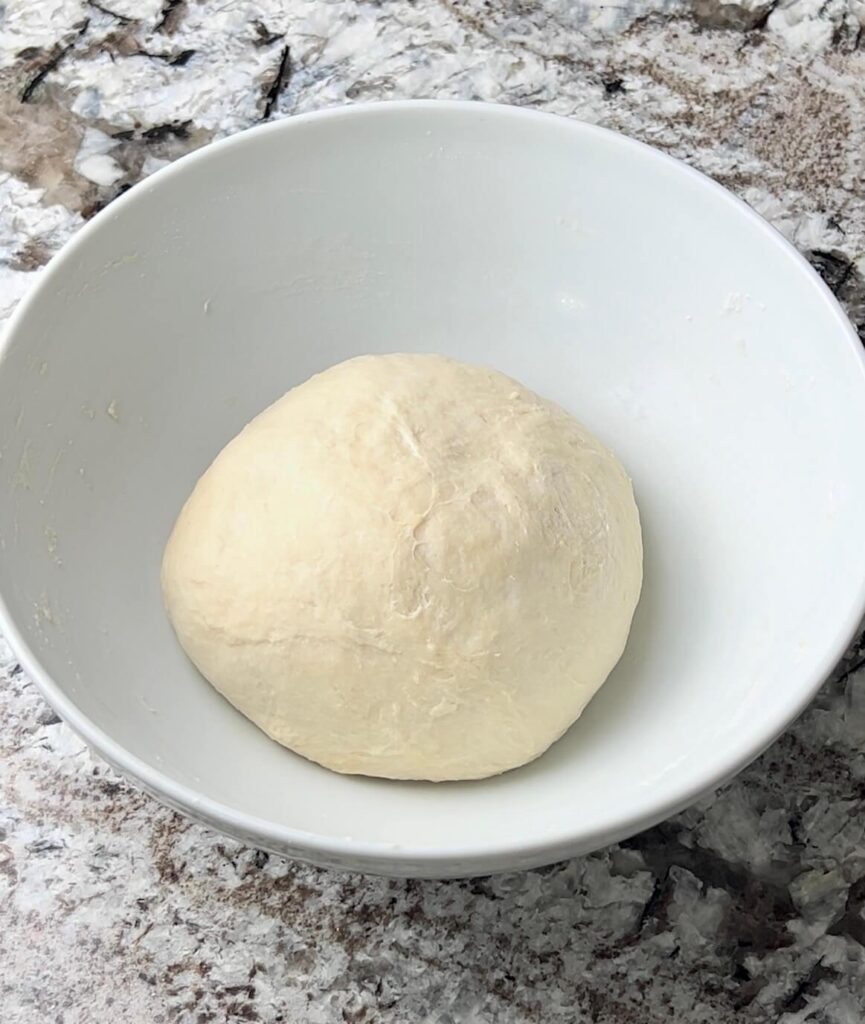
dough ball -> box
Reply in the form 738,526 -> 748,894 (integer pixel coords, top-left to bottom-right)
162,354 -> 642,781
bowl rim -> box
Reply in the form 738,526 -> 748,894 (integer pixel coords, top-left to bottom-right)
3,98 -> 865,875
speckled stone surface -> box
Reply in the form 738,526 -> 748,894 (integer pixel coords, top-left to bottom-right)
2,2 -> 865,1021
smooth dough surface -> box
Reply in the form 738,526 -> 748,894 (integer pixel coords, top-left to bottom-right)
162,354 -> 642,781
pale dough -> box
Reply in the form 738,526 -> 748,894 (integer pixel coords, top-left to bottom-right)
162,354 -> 642,780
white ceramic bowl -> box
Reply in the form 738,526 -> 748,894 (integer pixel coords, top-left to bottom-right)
2,102 -> 864,878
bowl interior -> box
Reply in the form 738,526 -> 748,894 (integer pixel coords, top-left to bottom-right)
2,103 -> 864,875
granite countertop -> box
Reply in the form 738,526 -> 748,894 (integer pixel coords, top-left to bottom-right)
2,1 -> 865,1021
